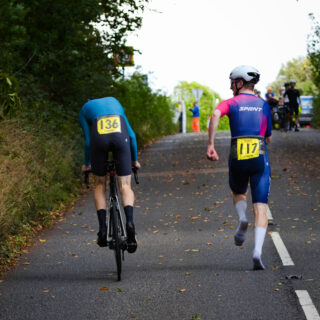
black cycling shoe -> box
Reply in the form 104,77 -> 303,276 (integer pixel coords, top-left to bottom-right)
97,228 -> 107,247
126,223 -> 137,253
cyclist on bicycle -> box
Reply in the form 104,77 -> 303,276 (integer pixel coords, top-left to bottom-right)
207,65 -> 272,270
79,97 -> 141,253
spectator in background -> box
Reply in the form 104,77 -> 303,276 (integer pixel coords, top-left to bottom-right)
265,88 -> 275,101
189,101 -> 200,132
254,89 -> 262,98
285,79 -> 302,131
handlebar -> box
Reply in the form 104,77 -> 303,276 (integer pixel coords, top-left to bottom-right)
132,167 -> 139,185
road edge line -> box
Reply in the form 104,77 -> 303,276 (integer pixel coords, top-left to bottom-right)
296,290 -> 320,320
270,231 -> 294,266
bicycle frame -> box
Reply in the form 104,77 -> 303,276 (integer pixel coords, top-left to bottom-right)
106,160 -> 127,243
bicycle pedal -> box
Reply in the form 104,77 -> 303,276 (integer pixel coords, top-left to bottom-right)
121,241 -> 128,251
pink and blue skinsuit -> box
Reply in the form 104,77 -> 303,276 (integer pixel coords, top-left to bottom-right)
216,93 -> 272,203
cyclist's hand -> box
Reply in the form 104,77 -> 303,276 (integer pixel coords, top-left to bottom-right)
132,161 -> 141,170
81,164 -> 91,173
207,145 -> 219,161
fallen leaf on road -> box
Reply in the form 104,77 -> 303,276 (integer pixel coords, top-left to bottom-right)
22,262 -> 31,265
117,288 -> 124,292
42,289 -> 49,293
153,230 -> 159,234
191,249 -> 200,252
179,288 -> 186,293
207,242 -> 213,246
100,287 -> 109,291
190,216 -> 200,220
39,239 -> 46,243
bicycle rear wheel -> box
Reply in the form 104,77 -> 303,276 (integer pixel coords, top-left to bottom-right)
111,203 -> 122,281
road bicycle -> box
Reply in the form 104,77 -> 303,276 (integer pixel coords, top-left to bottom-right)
84,154 -> 139,281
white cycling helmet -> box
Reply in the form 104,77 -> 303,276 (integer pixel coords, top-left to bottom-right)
289,79 -> 296,84
229,65 -> 260,84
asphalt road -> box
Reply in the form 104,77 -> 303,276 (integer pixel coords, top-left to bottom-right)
0,128 -> 319,320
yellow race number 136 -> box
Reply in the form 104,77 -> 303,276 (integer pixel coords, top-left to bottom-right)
97,116 -> 121,134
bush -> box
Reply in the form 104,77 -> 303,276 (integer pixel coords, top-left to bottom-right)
112,72 -> 177,146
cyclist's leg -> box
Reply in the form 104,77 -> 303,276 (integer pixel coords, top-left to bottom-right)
90,120 -> 110,246
94,176 -> 107,210
229,158 -> 249,246
117,175 -> 134,224
113,121 -> 137,253
250,154 -> 271,270
118,176 -> 137,253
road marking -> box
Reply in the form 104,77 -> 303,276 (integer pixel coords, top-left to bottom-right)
270,231 -> 294,266
296,290 -> 320,320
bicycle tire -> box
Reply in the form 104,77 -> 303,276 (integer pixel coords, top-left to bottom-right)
111,203 -> 122,281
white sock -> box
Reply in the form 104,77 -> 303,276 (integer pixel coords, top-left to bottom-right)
253,227 -> 267,257
235,201 -> 247,221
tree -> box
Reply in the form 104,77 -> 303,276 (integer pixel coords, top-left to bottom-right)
308,13 -> 320,127
268,57 -> 318,97
0,0 -> 149,115
173,81 -> 228,132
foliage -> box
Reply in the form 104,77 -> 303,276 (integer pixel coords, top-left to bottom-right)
268,57 -> 318,97
0,73 -> 21,119
0,120 -> 82,243
308,14 -> 320,128
112,71 -> 177,145
0,0 -> 149,116
173,81 -> 229,131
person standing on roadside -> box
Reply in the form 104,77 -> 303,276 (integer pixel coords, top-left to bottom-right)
285,79 -> 302,131
207,65 -> 272,270
189,101 -> 201,132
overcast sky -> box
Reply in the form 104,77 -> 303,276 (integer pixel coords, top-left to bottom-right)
126,0 -> 320,100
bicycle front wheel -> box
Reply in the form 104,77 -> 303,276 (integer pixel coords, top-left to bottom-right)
111,203 -> 122,281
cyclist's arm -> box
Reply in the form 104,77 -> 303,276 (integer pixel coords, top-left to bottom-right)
79,110 -> 91,166
207,109 -> 221,161
123,115 -> 138,162
208,109 -> 221,146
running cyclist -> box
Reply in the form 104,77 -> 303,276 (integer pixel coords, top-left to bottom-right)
79,97 -> 141,253
207,65 -> 272,270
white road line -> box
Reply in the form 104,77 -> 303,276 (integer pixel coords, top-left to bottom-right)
296,290 -> 320,320
267,205 -> 273,221
270,231 -> 294,266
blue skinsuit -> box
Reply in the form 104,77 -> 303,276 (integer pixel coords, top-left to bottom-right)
79,97 -> 137,166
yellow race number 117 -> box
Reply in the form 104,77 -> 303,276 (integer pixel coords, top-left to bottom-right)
237,138 -> 260,160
